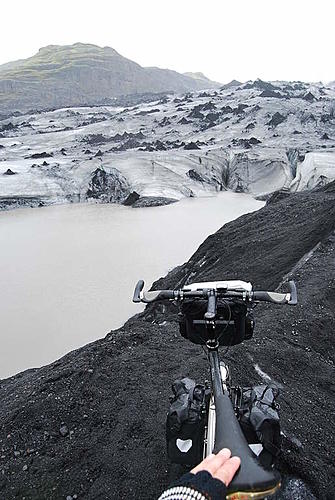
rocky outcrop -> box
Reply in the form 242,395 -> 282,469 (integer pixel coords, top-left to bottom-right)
26,152 -> 53,159
267,112 -> 286,127
184,142 -> 201,150
122,191 -> 140,206
231,137 -> 261,149
187,169 -> 206,182
244,79 -> 279,91
86,167 -> 130,203
303,92 -> 316,102
0,122 -> 17,132
0,196 -> 45,210
3,168 -> 16,175
132,196 -> 178,207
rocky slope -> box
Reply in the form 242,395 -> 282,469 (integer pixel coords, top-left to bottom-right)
0,183 -> 334,499
1,79 -> 335,211
0,43 -> 220,113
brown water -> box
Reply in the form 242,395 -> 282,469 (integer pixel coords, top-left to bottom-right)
0,193 -> 263,378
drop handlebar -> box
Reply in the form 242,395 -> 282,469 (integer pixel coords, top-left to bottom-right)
133,280 -> 298,305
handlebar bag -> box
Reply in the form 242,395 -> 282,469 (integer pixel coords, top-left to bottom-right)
239,385 -> 281,468
166,378 -> 206,466
179,299 -> 254,346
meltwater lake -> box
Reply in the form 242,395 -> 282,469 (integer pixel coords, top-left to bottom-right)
0,193 -> 263,378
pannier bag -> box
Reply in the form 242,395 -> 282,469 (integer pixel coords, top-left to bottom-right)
239,385 -> 281,468
179,299 -> 254,346
166,378 -> 206,466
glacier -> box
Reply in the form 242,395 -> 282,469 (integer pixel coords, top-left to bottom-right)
1,79 -> 335,210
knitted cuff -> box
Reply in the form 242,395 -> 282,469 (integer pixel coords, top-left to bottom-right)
159,471 -> 227,500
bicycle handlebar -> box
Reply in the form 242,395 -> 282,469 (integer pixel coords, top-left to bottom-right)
133,280 -> 298,305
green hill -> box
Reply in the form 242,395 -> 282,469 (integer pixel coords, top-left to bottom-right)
0,43 -> 220,112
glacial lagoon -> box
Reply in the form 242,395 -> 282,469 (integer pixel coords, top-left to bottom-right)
0,193 -> 263,378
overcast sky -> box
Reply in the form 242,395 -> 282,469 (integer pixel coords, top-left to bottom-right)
1,0 -> 334,83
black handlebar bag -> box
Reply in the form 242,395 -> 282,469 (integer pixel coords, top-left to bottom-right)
178,299 -> 254,346
166,378 -> 206,466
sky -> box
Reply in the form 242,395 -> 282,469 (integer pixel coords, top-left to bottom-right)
0,0 -> 334,83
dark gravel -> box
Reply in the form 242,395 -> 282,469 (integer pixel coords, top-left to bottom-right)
0,184 -> 334,499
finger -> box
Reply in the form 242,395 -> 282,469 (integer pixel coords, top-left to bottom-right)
191,449 -> 231,475
217,448 -> 232,461
213,456 -> 241,486
191,453 -> 215,474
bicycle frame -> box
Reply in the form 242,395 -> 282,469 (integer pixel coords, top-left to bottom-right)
204,349 -> 230,457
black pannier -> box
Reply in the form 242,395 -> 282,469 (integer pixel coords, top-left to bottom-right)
239,385 -> 281,468
178,299 -> 254,346
166,378 -> 206,466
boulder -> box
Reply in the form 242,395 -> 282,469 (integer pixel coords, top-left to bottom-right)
82,134 -> 111,145
204,112 -> 220,122
259,90 -> 284,98
246,122 -> 256,131
233,104 -> 248,115
303,92 -> 316,102
123,191 -> 140,206
3,168 -> 17,175
0,122 -> 16,132
201,101 -> 216,111
86,167 -> 130,203
158,117 -> 171,127
186,169 -> 205,182
26,152 -> 53,159
221,105 -> 233,114
267,112 -> 286,127
232,137 -> 261,148
132,196 -> 178,208
178,117 -> 191,125
184,142 -> 201,150
188,107 -> 204,119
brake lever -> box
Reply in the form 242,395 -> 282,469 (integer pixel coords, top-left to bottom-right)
133,280 -> 145,303
288,280 -> 298,305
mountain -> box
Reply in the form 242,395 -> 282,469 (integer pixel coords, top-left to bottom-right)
183,71 -> 221,84
0,43 -> 221,113
0,183 -> 334,499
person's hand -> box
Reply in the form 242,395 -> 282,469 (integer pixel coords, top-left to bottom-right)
191,448 -> 241,486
